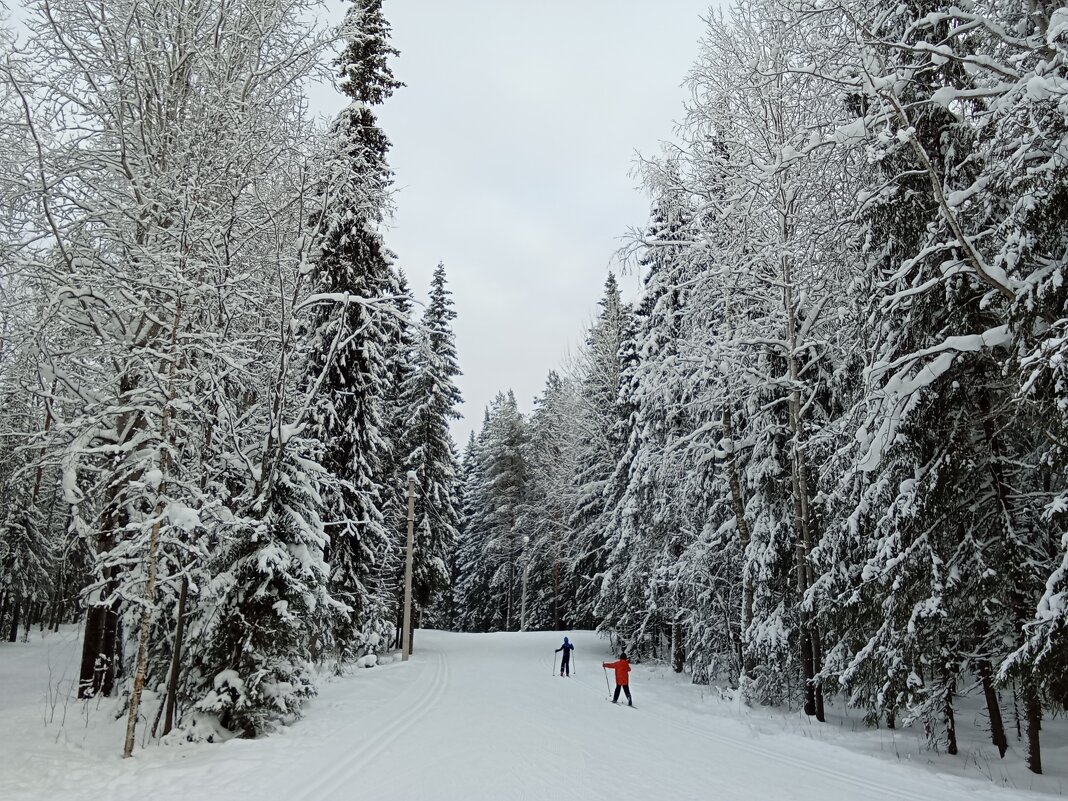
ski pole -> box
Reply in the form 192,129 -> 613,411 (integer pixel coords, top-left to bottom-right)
603,666 -> 611,699
553,651 -> 558,677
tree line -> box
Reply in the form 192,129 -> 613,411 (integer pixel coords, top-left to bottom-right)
0,0 -> 461,748
450,0 -> 1068,775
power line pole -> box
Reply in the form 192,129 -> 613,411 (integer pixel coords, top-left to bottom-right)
401,471 -> 416,661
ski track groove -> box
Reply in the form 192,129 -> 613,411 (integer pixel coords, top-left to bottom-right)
296,650 -> 449,801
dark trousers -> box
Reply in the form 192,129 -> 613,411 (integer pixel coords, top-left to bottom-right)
613,684 -> 632,703
560,657 -> 570,676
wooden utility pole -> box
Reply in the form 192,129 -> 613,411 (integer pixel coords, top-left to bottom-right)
401,471 -> 416,661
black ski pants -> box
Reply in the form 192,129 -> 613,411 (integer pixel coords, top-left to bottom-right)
560,655 -> 570,676
613,684 -> 632,703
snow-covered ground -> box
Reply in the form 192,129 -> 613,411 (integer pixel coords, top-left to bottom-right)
1,627 -> 1064,800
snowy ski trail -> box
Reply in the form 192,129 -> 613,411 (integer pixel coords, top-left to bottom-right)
0,628 -> 1055,800
275,630 -> 1055,800
293,649 -> 449,801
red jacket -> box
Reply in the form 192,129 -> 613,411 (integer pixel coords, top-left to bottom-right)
603,659 -> 631,686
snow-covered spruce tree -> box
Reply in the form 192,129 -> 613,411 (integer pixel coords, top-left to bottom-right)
0,484 -> 52,642
806,0 -> 1054,764
569,275 -> 633,630
0,233 -> 88,643
516,370 -> 582,630
0,341 -> 59,642
973,4 -> 1068,749
405,263 -> 463,635
597,169 -> 701,666
302,0 -> 405,665
600,137 -> 763,684
380,268 -> 416,644
190,436 -> 333,738
432,431 -> 465,632
453,429 -> 494,631
457,392 -> 529,632
452,401 -> 525,634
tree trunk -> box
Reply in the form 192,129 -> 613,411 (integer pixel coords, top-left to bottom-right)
722,405 -> 753,672
1024,678 -> 1042,774
123,511 -> 164,757
793,445 -> 824,722
785,287 -> 822,720
811,624 -> 825,721
79,595 -> 108,698
162,575 -> 189,737
978,392 -> 1039,770
48,560 -> 67,633
943,674 -> 958,756
408,607 -> 420,655
672,616 -> 685,673
795,542 -> 816,717
506,559 -> 513,632
8,596 -> 21,642
977,659 -> 1008,757
49,574 -> 65,632
100,586 -> 121,696
1012,680 -> 1022,739
124,344 -> 182,760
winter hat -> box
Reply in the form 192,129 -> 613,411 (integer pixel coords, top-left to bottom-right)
563,637 -> 570,645
619,651 -> 628,660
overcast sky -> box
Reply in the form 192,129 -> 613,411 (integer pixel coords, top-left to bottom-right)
339,0 -> 714,442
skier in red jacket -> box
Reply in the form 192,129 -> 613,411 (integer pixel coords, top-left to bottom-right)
602,652 -> 632,705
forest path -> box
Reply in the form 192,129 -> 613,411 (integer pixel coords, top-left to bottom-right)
270,629 -> 1030,801
0,628 -> 1046,800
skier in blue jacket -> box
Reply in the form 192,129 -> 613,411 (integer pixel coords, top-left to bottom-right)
555,637 -> 575,676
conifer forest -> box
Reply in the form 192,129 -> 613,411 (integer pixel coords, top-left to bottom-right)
1,0 -> 1067,797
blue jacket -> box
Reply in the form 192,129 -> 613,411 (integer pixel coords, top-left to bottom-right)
555,639 -> 574,657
